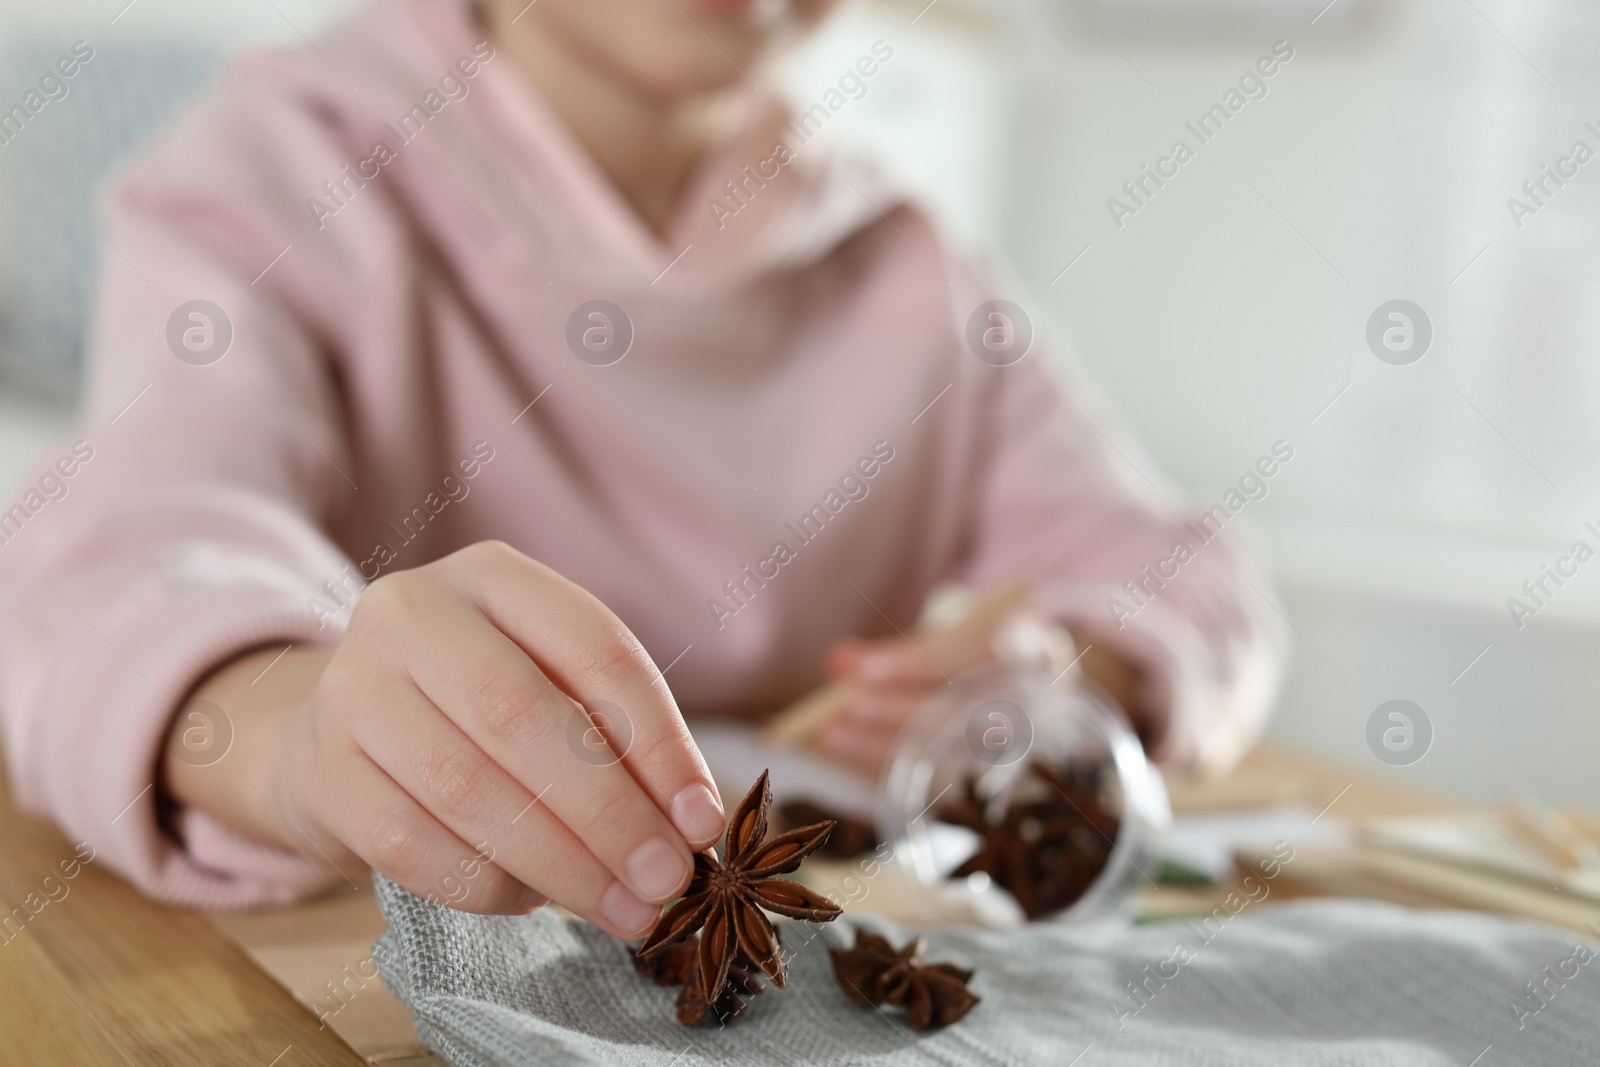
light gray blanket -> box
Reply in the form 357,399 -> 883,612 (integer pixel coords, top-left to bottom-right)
372,872 -> 1600,1066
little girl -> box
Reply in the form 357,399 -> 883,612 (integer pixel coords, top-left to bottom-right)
0,0 -> 1282,938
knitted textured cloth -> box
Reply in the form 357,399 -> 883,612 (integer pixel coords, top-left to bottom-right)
372,873 -> 1600,1066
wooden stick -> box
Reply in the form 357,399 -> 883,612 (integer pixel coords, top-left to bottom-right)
1560,806 -> 1600,849
760,580 -> 1030,748
1504,803 -> 1600,873
1238,845 -> 1600,934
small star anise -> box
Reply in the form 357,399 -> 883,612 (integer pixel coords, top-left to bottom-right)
674,944 -> 767,1026
829,929 -> 980,1030
632,936 -> 698,988
633,936 -> 768,1025
637,770 -> 843,1020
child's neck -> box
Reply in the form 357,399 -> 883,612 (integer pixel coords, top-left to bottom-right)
487,10 -> 734,239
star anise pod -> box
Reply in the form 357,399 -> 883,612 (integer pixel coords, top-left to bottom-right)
632,934 -> 769,1025
829,929 -> 980,1030
637,770 -> 843,1018
632,936 -> 698,988
777,800 -> 879,860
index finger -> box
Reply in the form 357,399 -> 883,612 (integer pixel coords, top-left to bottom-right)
440,542 -> 725,846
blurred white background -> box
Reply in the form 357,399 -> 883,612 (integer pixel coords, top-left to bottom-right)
1,0 -> 1596,807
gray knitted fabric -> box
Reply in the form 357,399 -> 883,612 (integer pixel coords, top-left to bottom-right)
372,873 -> 1600,1066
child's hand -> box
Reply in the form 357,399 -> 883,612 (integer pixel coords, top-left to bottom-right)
169,541 -> 725,938
815,617 -> 1142,774
815,623 -> 1005,773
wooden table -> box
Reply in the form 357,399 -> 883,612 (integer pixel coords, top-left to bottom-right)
0,742 -> 1587,1065
0,757 -> 368,1066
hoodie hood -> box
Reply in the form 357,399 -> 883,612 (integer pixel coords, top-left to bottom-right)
267,0 -> 903,296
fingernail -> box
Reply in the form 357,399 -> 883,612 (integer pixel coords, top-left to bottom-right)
515,885 -> 546,913
627,837 -> 690,901
671,783 -> 725,844
600,881 -> 659,934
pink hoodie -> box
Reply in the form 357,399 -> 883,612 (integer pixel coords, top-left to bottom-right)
0,0 -> 1284,909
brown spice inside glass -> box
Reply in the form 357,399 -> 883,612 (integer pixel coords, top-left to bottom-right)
938,757 -> 1119,919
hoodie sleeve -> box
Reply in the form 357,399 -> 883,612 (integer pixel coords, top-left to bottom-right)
0,63 -> 378,908
947,276 -> 1289,775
